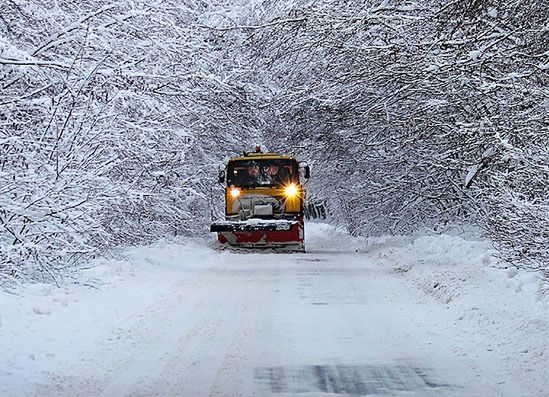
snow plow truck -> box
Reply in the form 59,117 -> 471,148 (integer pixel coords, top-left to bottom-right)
210,146 -> 310,251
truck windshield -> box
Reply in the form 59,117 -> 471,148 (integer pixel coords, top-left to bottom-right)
227,159 -> 299,188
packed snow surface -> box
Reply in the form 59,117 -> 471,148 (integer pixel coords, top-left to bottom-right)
1,224 -> 547,396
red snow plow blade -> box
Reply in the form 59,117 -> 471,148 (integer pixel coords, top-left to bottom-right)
210,219 -> 304,250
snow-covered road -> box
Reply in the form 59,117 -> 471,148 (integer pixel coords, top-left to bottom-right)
3,224 -> 546,396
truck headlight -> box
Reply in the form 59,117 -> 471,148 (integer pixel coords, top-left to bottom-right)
230,188 -> 241,198
284,183 -> 298,198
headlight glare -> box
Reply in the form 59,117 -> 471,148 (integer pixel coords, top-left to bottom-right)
284,183 -> 298,198
230,188 -> 241,198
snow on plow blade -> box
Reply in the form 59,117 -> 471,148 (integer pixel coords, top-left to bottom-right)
210,219 -> 304,249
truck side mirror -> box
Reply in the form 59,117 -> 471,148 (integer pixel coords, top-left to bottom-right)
218,170 -> 225,184
299,161 -> 310,181
304,165 -> 310,179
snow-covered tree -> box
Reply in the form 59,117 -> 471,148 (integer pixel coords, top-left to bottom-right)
0,0 -> 262,286
1,0 -> 547,285
237,0 -> 548,275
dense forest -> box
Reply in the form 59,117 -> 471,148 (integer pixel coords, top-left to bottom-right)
1,0 -> 547,286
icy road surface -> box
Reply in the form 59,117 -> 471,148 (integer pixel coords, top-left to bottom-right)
6,224 -> 537,396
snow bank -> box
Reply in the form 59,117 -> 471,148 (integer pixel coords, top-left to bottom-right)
306,223 -> 548,394
305,222 -> 369,252
0,237 -> 221,397
364,230 -> 548,396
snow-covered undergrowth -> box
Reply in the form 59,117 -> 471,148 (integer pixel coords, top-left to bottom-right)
363,230 -> 549,396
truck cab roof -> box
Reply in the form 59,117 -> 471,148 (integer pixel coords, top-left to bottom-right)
230,152 -> 296,162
